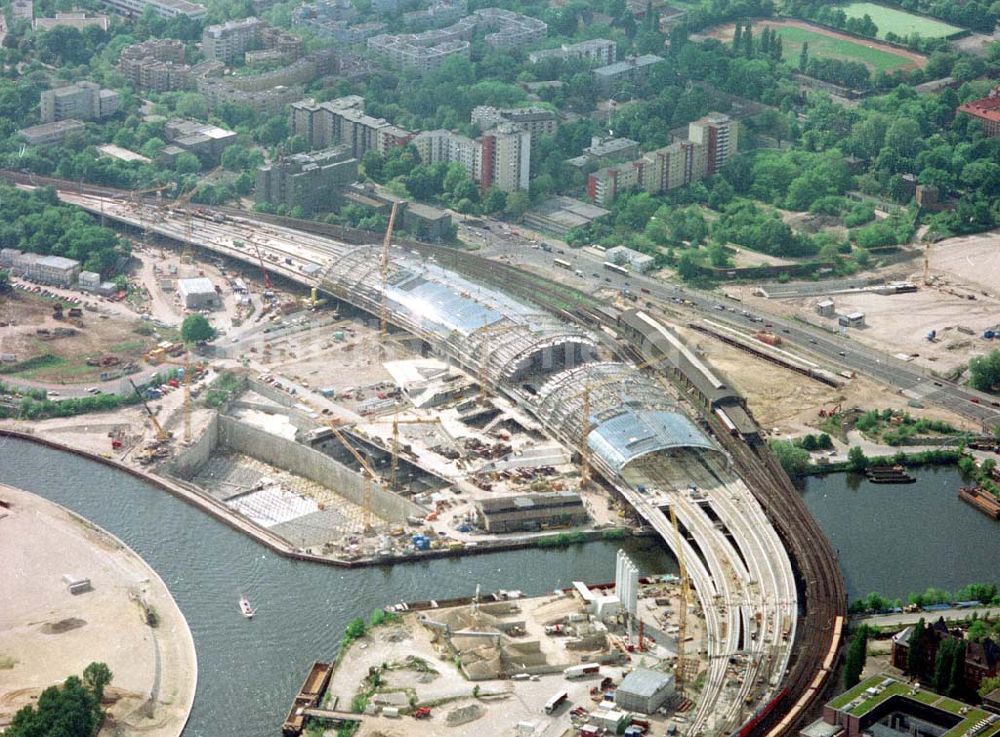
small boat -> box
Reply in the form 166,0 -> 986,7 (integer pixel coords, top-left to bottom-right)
239,595 -> 255,618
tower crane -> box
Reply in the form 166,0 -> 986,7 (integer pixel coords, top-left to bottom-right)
668,502 -> 690,695
369,407 -> 453,491
328,422 -> 380,531
160,351 -> 199,444
250,239 -> 274,292
380,201 -> 400,348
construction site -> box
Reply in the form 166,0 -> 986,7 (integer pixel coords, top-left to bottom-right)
282,554 -> 708,737
0,179 -> 852,737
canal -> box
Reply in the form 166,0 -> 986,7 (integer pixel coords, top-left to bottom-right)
0,438 -> 677,737
800,464 -> 1000,601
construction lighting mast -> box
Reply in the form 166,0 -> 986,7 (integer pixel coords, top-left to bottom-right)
668,503 -> 690,695
380,202 -> 400,346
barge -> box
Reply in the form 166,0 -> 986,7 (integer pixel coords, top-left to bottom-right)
282,661 -> 334,737
865,465 -> 916,484
958,486 -> 1000,520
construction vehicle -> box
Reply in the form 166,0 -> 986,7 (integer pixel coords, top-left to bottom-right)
412,707 -> 431,719
379,201 -> 400,348
301,286 -> 327,311
818,402 -> 841,419
128,378 -> 171,444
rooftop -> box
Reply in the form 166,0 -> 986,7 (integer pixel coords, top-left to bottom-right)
177,277 -> 216,294
593,54 -> 663,78
617,667 -> 674,697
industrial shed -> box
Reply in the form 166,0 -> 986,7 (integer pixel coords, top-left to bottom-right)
614,668 -> 675,714
177,277 -> 220,309
474,492 -> 587,533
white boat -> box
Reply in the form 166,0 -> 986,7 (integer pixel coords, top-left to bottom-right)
239,595 -> 255,618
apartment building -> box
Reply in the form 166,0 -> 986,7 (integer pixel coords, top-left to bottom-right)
99,0 -> 205,20
289,96 -> 412,158
202,17 -> 264,63
566,135 -> 639,169
160,118 -> 237,165
255,145 -> 359,213
481,123 -> 531,192
529,38 -> 616,66
33,12 -> 109,31
402,0 -> 467,31
471,105 -> 558,138
40,82 -> 120,123
118,39 -> 191,92
592,54 -> 663,95
957,85 -> 1000,137
688,112 -> 735,175
411,129 -> 482,182
18,120 -> 86,146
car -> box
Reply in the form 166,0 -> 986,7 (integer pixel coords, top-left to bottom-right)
782,328 -> 790,333
933,381 -> 942,386
48,391 -> 60,397
86,387 -> 100,394
970,397 -> 981,404
714,304 -> 725,310
764,322 -> 773,328
604,277 -> 612,282
592,272 -> 599,278
809,338 -> 817,344
838,351 -> 846,356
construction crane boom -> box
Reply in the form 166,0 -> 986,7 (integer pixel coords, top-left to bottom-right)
328,423 -> 379,529
252,241 -> 273,291
380,202 -> 400,346
668,503 -> 689,694
127,378 -> 170,442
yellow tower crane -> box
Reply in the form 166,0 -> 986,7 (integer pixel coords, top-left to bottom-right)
161,351 -> 198,444
369,407 -> 452,491
380,201 -> 400,348
668,502 -> 690,695
328,422 -> 380,531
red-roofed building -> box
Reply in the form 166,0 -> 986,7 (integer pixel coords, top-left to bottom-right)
958,85 -> 1000,137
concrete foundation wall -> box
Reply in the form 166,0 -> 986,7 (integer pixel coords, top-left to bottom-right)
163,413 -> 219,479
218,415 -> 425,523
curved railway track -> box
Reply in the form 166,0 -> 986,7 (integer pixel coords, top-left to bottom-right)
5,173 -> 847,735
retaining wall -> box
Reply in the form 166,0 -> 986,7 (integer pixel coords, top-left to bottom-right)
218,415 -> 424,522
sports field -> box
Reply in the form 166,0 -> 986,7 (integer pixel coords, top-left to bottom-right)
841,2 -> 964,39
703,19 -> 927,72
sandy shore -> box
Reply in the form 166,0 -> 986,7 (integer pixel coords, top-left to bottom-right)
0,484 -> 197,737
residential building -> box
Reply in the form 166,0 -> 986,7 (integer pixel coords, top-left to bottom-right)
806,674 -> 1000,737
291,0 -> 357,27
40,82 -> 119,123
528,38 -> 616,65
290,96 -> 412,158
522,195 -> 609,237
202,17 -> 264,63
11,0 -> 34,23
471,105 -> 558,138
614,669 -> 675,714
255,145 -> 359,213
118,39 -> 191,92
586,160 -> 642,206
481,123 -> 531,192
958,85 -> 1000,137
411,128 -> 482,182
566,135 -> 639,169
368,8 -> 545,72
99,0 -> 205,20
474,492 -> 587,533
18,120 -> 85,146
688,112 -> 736,175
402,0 -> 466,30
890,618 -> 1000,693
177,278 -> 220,309
592,54 -> 663,95
161,118 -> 237,164
32,12 -> 109,31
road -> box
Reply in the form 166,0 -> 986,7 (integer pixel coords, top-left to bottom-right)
460,220 -> 1000,429
855,607 -> 1000,629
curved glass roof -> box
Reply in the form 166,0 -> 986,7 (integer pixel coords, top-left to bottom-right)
588,409 -> 718,473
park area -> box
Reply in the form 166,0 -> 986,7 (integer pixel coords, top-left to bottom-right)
702,19 -> 927,72
840,2 -> 965,39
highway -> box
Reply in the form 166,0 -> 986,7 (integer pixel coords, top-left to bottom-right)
28,187 -> 812,734
462,222 -> 1000,429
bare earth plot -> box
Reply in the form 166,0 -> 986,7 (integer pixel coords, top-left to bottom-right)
0,485 -> 196,737
702,19 -> 928,71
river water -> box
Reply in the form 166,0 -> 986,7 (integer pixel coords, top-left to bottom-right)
799,465 -> 1000,601
0,438 -> 676,737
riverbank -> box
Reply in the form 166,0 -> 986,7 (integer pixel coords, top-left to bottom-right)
0,484 -> 197,737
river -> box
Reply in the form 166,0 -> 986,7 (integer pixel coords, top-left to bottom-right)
0,437 -> 676,737
800,465 -> 1000,601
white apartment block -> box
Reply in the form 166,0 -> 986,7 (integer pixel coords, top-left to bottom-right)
529,38 -> 616,66
40,82 -> 119,123
202,17 -> 264,63
99,0 -> 205,19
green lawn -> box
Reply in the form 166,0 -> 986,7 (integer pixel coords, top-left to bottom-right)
774,25 -> 917,72
841,2 -> 964,39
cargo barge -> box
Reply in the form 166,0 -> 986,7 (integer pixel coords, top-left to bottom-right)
865,465 -> 916,484
282,660 -> 334,736
958,486 -> 1000,520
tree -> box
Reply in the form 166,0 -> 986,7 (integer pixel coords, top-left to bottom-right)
980,674 -> 1000,699
771,440 -> 811,476
799,41 -> 809,71
733,22 -> 743,55
180,314 -> 215,344
82,662 -> 113,707
848,446 -> 868,471
0,269 -> 9,293
844,626 -> 868,688
968,349 -> 1000,393
907,618 -> 926,676
743,20 -> 753,58
934,638 -> 959,694
948,640 -> 966,699
504,191 -> 530,221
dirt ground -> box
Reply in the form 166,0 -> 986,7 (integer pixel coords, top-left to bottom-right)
0,291 -> 156,384
673,325 -> 975,438
0,484 -> 196,737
